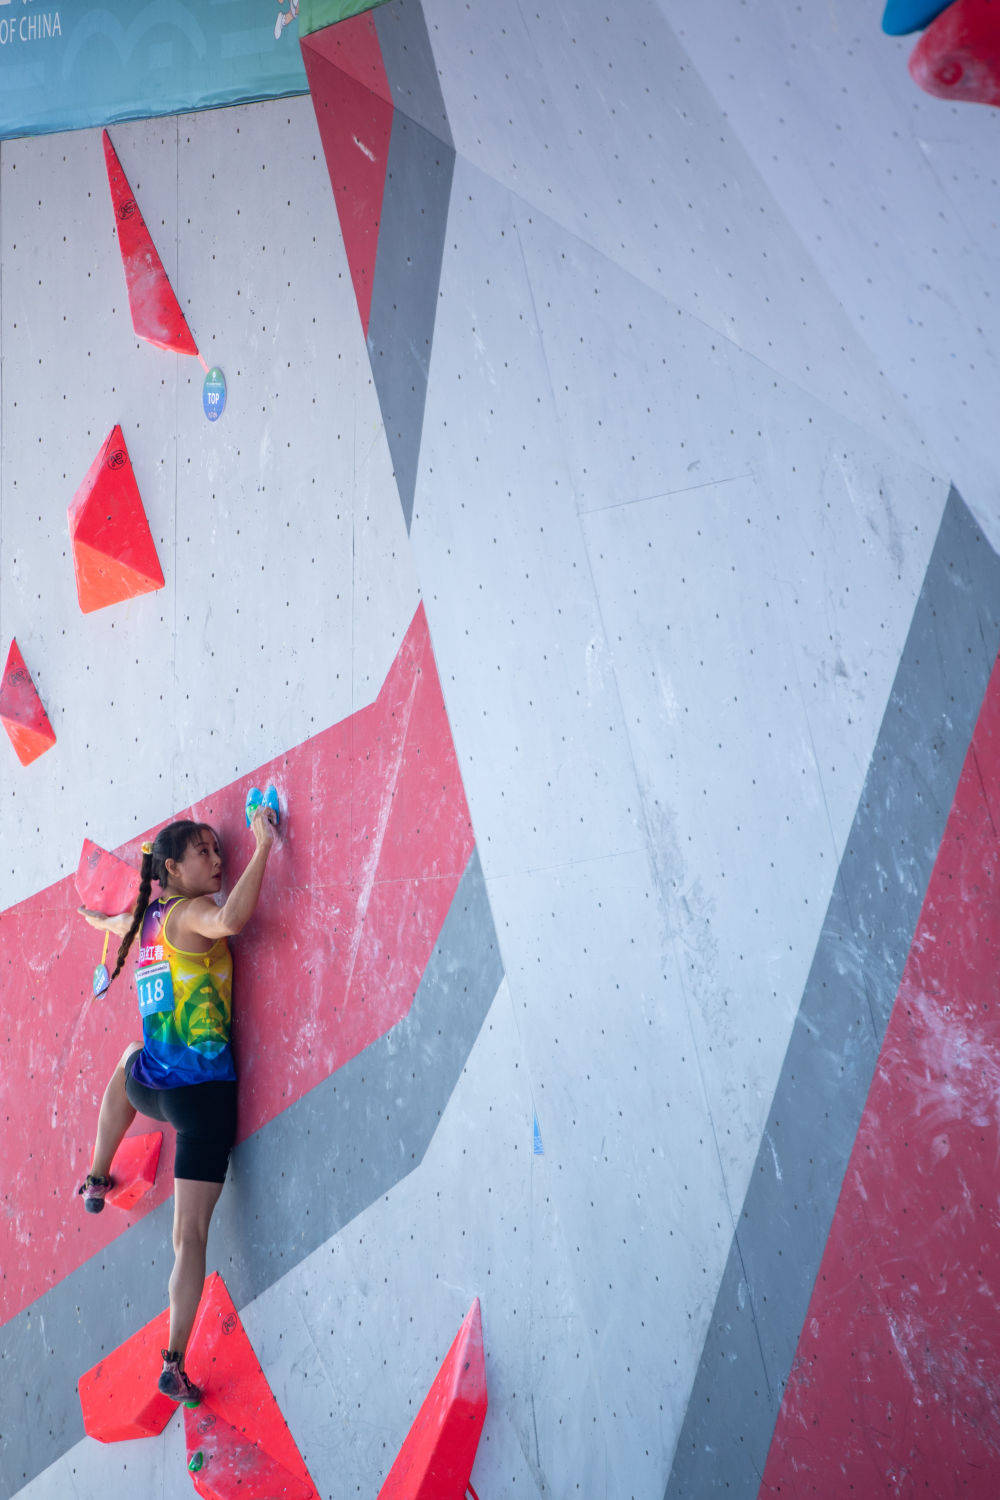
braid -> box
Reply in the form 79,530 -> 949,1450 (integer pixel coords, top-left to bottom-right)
108,849 -> 154,986
104,820 -> 207,988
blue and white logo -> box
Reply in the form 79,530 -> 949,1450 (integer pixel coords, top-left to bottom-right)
202,366 -> 227,423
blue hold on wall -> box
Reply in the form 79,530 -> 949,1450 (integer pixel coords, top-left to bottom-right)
882,0 -> 954,35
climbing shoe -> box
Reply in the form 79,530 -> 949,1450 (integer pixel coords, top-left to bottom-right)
158,1349 -> 202,1406
77,1174 -> 112,1214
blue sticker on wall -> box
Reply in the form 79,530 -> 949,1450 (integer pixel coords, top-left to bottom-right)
203,366 -> 226,422
533,1113 -> 544,1155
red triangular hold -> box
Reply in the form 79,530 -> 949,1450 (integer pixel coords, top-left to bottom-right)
377,1299 -> 487,1499
185,1274 -> 318,1496
68,426 -> 165,612
0,639 -> 55,766
75,839 -> 141,915
78,1304 -> 175,1442
302,22 -> 394,337
184,1410 -> 315,1500
107,1131 -> 162,1211
102,129 -> 199,355
909,0 -> 1000,105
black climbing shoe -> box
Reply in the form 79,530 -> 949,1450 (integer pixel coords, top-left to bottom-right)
158,1349 -> 202,1406
77,1174 -> 112,1214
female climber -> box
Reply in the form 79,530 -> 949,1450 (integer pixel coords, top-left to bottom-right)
75,807 -> 276,1404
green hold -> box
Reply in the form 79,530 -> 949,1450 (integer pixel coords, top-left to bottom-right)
188,1451 -> 204,1473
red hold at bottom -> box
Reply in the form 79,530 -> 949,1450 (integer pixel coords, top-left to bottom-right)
183,1274 -> 319,1497
184,1409 -> 314,1500
377,1298 -> 487,1500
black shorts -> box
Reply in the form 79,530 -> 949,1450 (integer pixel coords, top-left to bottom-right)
125,1053 -> 237,1183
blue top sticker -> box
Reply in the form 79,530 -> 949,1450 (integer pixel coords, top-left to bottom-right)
203,367 -> 227,423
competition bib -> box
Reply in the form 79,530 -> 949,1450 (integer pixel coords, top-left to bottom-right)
136,961 -> 175,1018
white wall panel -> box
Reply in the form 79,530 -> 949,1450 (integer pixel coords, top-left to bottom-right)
0,101 -> 414,908
665,0 -> 1000,549
416,153 -> 947,1235
422,0 -> 923,468
413,161 -> 645,879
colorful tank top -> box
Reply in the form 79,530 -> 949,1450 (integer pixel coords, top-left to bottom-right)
130,895 -> 235,1089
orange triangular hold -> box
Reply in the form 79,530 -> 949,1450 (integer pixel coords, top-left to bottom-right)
0,639 -> 56,766
377,1299 -> 487,1499
184,1275 -> 318,1497
103,129 -> 199,356
68,426 -> 165,612
107,1131 -> 162,1211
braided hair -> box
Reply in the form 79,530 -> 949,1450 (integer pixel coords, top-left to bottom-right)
107,820 -> 215,987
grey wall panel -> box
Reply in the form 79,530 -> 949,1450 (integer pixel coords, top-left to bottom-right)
375,0 -> 453,146
366,110 -> 454,532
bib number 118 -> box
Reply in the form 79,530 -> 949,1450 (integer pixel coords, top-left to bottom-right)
137,961 -> 174,1017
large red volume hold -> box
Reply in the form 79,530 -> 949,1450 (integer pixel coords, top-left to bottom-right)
184,1411 -> 315,1500
0,639 -> 56,765
184,1274 -> 319,1498
102,129 -> 199,355
78,1305 -> 175,1442
378,1299 -> 487,1499
909,0 -> 1000,105
68,425 -> 165,612
75,839 -> 140,916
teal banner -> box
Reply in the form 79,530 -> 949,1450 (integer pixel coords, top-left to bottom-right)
0,1 -> 309,142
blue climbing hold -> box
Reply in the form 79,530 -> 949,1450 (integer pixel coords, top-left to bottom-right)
245,786 -> 263,827
246,784 -> 280,828
882,0 -> 954,35
264,785 -> 280,825
533,1114 -> 544,1155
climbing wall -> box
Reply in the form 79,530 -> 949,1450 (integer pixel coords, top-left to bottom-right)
2,1 -> 1000,1497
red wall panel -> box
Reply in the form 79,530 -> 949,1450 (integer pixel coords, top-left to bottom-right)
0,605 -> 474,1329
762,648 -> 1000,1492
